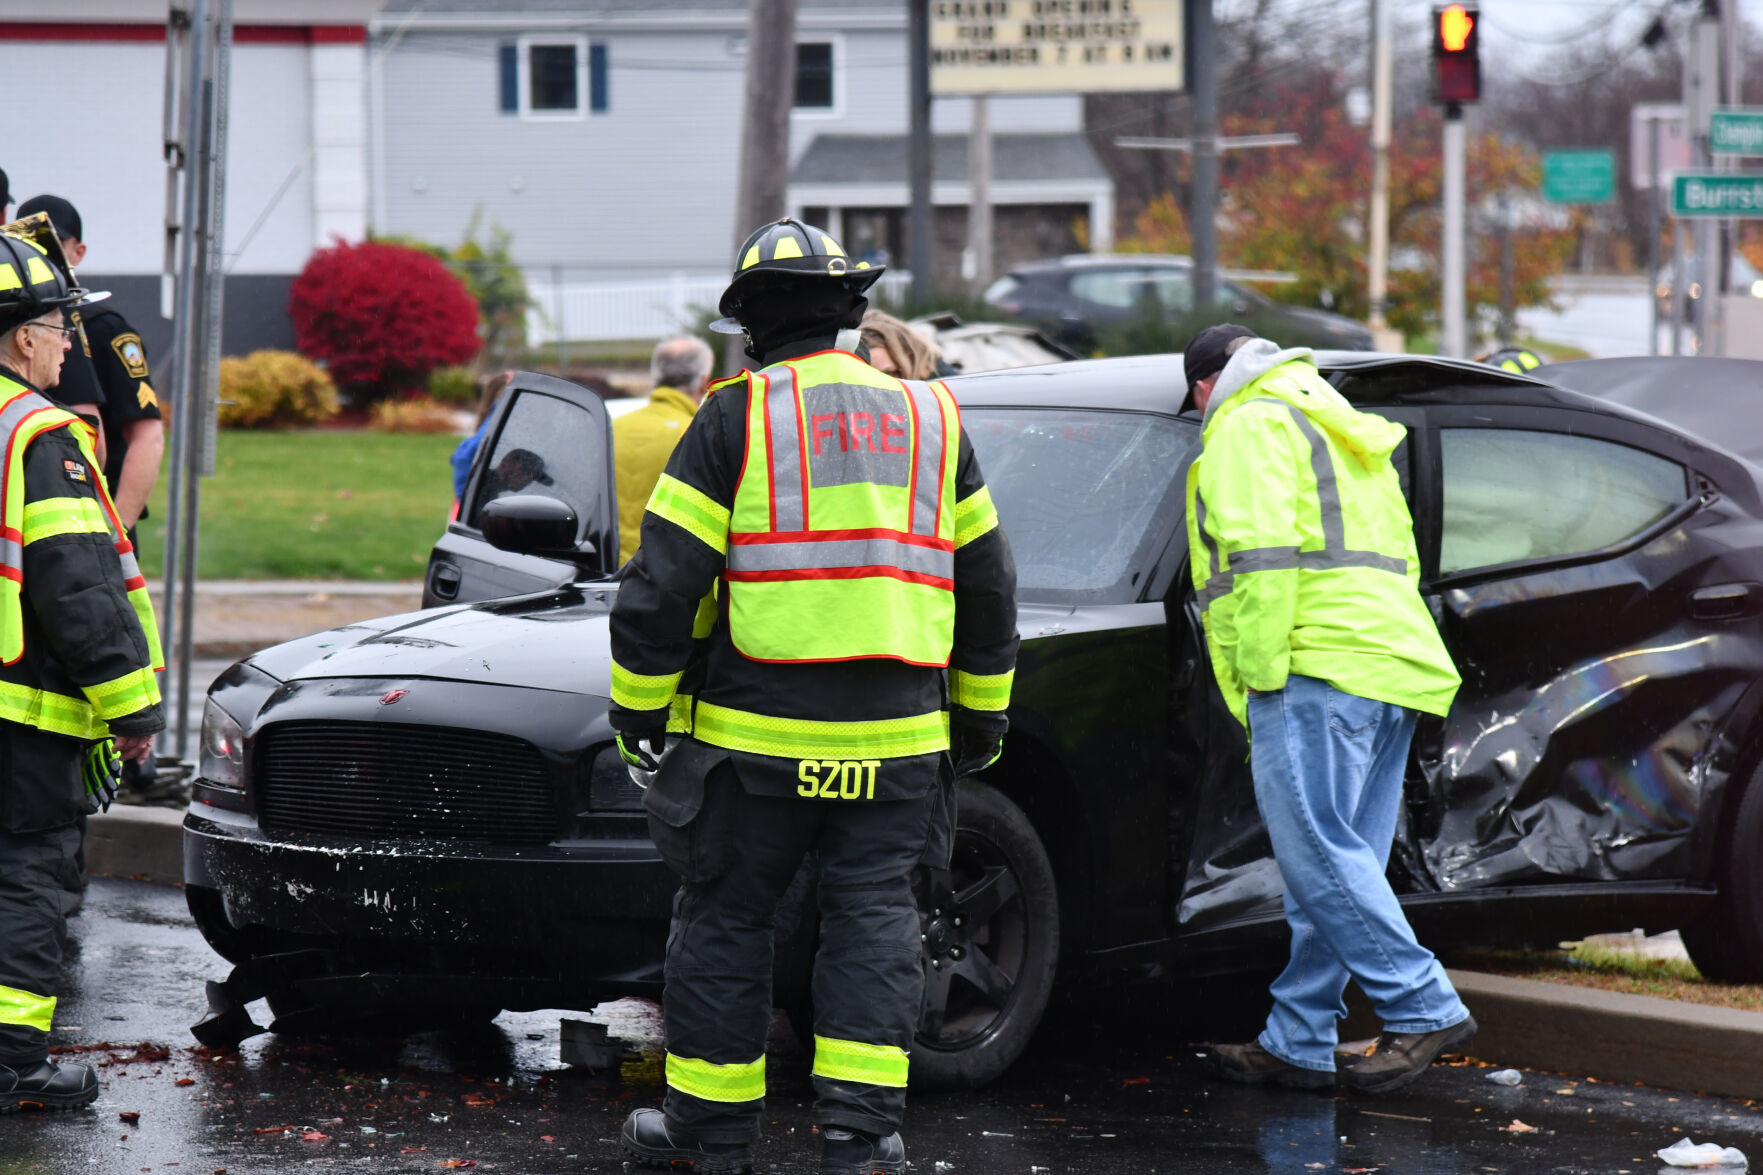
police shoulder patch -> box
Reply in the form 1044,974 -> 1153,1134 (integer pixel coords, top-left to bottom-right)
111,332 -> 150,379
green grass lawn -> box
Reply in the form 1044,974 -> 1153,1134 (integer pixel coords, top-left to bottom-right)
136,431 -> 460,581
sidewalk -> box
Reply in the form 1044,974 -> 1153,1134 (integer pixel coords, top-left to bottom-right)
147,579 -> 426,661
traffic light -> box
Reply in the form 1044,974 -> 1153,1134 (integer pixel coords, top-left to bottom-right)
1432,3 -> 1481,106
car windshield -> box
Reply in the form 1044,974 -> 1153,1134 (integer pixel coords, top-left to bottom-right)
964,407 -> 1193,603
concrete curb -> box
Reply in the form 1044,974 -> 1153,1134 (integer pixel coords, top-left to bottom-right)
91,808 -> 1763,1101
86,805 -> 185,886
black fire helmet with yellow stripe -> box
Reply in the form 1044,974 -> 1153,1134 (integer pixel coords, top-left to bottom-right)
0,213 -> 107,334
711,218 -> 884,335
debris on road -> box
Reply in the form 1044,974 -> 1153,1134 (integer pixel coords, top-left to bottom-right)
1502,1119 -> 1539,1133
1486,1069 -> 1523,1086
1657,1137 -> 1749,1168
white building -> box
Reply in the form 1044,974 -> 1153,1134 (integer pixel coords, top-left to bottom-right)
1,0 -> 381,357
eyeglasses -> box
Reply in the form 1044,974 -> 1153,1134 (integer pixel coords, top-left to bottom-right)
26,320 -> 77,339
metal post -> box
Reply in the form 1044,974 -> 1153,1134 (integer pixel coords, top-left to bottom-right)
907,0 -> 933,306
1367,0 -> 1394,341
1441,108 -> 1467,358
1648,113 -> 1662,356
1187,0 -> 1218,315
553,263 -> 565,374
160,0 -> 209,748
1497,194 -> 1514,345
967,94 -> 992,293
1672,225 -> 1687,356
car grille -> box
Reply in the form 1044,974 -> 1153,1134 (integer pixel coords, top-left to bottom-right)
255,722 -> 560,844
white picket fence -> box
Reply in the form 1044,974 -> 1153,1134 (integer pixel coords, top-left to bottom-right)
523,269 -> 911,344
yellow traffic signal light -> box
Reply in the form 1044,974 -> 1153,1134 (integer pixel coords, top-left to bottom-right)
1432,3 -> 1481,106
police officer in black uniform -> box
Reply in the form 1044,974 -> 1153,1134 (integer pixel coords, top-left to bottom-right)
612,221 -> 1019,1174
17,198 -> 164,538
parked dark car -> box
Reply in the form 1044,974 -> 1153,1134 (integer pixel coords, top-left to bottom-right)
185,354 -> 1763,1088
982,254 -> 1374,354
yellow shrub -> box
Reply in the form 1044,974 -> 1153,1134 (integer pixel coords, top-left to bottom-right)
369,396 -> 461,434
218,350 -> 340,429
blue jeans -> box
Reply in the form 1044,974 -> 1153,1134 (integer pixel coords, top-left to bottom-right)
1247,675 -> 1469,1072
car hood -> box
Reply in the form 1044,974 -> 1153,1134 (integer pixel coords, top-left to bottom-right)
246,585 -> 620,697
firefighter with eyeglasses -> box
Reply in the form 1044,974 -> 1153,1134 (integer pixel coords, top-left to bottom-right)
0,216 -> 164,1114
612,219 -> 1018,1175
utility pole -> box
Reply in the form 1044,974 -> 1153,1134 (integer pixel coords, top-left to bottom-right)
729,0 -> 796,368
1441,109 -> 1467,357
734,0 -> 797,247
1686,3 -> 1718,353
1367,0 -> 1398,349
967,94 -> 993,294
1187,0 -> 1218,314
908,0 -> 933,307
1647,112 -> 1662,355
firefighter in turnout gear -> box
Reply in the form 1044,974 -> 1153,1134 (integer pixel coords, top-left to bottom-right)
613,219 -> 1019,1175
0,217 -> 164,1113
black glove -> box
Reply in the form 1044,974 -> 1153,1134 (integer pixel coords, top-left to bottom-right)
615,730 -> 665,773
82,739 -> 123,815
951,723 -> 1004,780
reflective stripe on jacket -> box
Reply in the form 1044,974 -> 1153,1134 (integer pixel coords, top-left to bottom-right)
723,351 -> 960,667
0,373 -> 164,739
1185,343 -> 1460,729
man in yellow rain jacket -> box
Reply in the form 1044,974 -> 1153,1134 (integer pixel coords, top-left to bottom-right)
1184,324 -> 1470,1096
613,336 -> 714,565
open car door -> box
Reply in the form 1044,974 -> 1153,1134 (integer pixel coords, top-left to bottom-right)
423,371 -> 618,607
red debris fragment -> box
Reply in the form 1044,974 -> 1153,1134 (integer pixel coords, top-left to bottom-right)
118,1111 -> 141,1123
174,1079 -> 195,1087
437,1162 -> 476,1170
540,1135 -> 556,1142
400,1147 -> 429,1154
252,1125 -> 293,1135
301,1131 -> 329,1141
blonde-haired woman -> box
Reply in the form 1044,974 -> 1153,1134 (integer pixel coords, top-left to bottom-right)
859,309 -> 941,380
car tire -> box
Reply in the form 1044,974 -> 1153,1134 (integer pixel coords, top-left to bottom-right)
265,992 -> 501,1037
1682,768 -> 1763,982
911,781 -> 1059,1089
778,782 -> 1060,1090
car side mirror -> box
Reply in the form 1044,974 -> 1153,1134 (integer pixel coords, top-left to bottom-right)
480,495 -> 598,562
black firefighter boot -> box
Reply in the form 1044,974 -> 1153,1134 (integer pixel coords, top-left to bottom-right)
820,1126 -> 907,1175
620,1107 -> 754,1173
0,1059 -> 100,1113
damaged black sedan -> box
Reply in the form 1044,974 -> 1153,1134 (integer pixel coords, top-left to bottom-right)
184,355 -> 1763,1085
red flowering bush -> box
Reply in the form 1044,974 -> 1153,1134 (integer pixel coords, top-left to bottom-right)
289,240 -> 481,398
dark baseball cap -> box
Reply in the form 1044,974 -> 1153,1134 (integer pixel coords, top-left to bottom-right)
16,195 -> 81,243
1180,323 -> 1258,413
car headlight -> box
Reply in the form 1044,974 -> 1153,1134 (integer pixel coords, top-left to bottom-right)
199,699 -> 245,789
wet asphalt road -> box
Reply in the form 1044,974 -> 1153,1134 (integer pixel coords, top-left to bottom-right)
6,878 -> 1763,1175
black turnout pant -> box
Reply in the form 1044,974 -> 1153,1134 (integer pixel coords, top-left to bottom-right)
0,823 -> 80,1066
659,763 -> 932,1143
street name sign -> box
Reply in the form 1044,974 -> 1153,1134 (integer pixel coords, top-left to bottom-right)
1671,173 -> 1763,218
1711,109 -> 1763,156
931,0 -> 1183,96
1542,149 -> 1615,205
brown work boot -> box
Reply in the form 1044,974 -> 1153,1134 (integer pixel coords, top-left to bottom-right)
1202,1040 -> 1334,1090
1338,1015 -> 1477,1095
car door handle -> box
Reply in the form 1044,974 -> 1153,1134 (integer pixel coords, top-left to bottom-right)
430,563 -> 461,602
1689,582 -> 1763,621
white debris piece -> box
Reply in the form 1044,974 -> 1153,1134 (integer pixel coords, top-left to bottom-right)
1657,1138 -> 1748,1168
1485,1069 -> 1523,1086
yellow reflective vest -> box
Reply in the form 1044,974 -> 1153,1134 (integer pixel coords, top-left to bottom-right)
723,350 -> 961,667
1186,346 -> 1460,729
0,373 -> 163,739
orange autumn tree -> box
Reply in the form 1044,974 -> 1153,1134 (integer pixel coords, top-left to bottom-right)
1120,80 -> 1576,342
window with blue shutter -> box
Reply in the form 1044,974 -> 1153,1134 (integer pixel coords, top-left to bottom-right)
589,43 -> 608,112
498,42 -> 517,114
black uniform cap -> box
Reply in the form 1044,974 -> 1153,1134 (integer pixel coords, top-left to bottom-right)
16,195 -> 82,243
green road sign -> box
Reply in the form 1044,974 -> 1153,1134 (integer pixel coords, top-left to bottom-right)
1671,173 -> 1763,218
1542,149 -> 1615,204
1712,109 -> 1763,156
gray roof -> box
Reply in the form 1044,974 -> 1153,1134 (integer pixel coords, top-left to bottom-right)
791,133 -> 1108,186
